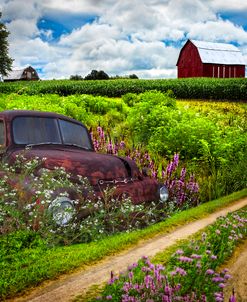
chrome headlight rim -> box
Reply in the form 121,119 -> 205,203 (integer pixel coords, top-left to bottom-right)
159,185 -> 169,202
48,196 -> 75,226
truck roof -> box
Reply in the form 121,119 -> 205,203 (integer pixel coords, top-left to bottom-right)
0,110 -> 82,125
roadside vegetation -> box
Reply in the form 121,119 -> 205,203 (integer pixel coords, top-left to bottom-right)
1,189 -> 247,299
92,207 -> 247,302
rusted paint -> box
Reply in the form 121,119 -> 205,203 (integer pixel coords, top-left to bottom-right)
0,110 -> 161,204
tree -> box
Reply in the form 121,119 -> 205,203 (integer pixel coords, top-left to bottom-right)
0,12 -> 13,76
129,74 -> 138,79
70,74 -> 83,80
84,70 -> 109,80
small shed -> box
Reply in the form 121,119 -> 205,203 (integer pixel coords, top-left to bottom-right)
3,66 -> 39,82
177,40 -> 245,78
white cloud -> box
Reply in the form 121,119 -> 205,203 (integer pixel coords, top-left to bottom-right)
8,37 -> 60,72
135,68 -> 177,79
7,19 -> 39,41
188,19 -> 247,44
59,23 -> 123,47
208,0 -> 247,12
1,0 -> 247,79
166,0 -> 215,24
0,0 -> 42,20
42,0 -> 114,15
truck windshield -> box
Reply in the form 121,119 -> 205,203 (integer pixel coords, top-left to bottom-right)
12,116 -> 92,150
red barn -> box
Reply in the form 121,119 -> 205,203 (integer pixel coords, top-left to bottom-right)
177,40 -> 245,78
3,66 -> 40,82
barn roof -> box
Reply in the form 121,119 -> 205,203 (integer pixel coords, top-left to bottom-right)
191,40 -> 245,65
3,69 -> 24,81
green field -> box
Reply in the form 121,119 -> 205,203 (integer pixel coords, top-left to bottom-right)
1,77 -> 247,100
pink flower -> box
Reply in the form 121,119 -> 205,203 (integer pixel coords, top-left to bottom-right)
106,295 -> 112,300
176,249 -> 184,255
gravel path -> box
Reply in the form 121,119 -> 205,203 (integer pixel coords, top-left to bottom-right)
11,197 -> 247,302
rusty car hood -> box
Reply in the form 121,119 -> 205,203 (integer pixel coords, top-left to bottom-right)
9,146 -> 140,185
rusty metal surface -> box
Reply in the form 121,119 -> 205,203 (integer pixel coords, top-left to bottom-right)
0,110 -> 160,204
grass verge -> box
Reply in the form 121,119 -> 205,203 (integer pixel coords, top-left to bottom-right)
1,188 -> 247,299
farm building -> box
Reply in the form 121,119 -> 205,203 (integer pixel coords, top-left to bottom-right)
177,40 -> 245,78
3,66 -> 39,82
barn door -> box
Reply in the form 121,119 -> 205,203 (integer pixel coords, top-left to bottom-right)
27,71 -> 32,79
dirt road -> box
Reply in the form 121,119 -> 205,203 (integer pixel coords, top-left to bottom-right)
224,240 -> 247,302
11,197 -> 247,302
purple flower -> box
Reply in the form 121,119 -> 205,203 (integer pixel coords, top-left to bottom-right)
178,256 -> 193,263
229,288 -> 236,302
214,292 -> 223,297
215,297 -> 223,302
191,254 -> 202,259
107,141 -> 113,153
211,255 -> 217,260
170,271 -> 176,276
180,167 -> 186,180
173,153 -> 179,167
120,140 -> 125,149
106,295 -> 112,300
224,274 -> 232,280
176,267 -> 187,276
206,269 -> 215,275
218,283 -> 225,288
175,249 -> 184,255
212,277 -> 224,282
222,268 -> 229,273
164,285 -> 172,295
123,282 -> 132,292
129,262 -> 138,270
229,295 -> 237,302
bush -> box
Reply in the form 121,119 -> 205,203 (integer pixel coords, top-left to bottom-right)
69,74 -> 83,80
84,70 -> 109,80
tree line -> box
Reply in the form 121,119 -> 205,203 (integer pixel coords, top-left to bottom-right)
70,70 -> 138,80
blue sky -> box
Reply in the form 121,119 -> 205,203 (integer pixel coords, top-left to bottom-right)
1,0 -> 247,79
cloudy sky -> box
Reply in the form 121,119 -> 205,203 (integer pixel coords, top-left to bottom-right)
1,0 -> 247,79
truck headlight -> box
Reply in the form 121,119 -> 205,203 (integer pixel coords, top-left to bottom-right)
49,196 -> 75,226
159,186 -> 169,202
